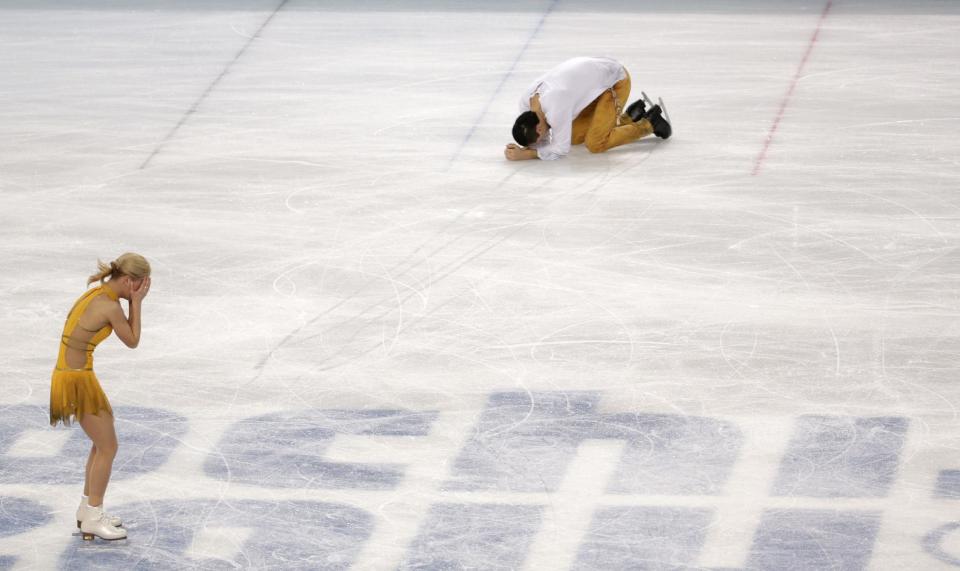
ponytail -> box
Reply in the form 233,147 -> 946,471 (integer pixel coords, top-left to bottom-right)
87,260 -> 115,285
87,253 -> 150,285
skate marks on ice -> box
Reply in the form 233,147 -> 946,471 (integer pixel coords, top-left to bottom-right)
249,170 -> 600,383
400,503 -> 543,570
0,497 -> 51,538
771,415 -> 909,498
925,522 -> 960,567
573,506 -> 714,570
203,408 -> 437,489
936,470 -> 960,499
927,471 -> 960,567
0,498 -> 53,568
58,500 -> 371,570
574,508 -> 881,570
443,391 -> 742,495
40,390 -> 960,569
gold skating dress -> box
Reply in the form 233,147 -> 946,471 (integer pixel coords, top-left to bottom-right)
49,285 -> 117,426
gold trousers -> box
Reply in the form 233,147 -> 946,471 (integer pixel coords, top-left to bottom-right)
571,72 -> 654,153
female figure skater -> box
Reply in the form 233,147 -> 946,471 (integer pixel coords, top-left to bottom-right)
50,253 -> 151,541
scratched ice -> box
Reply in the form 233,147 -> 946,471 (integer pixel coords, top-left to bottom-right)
1,1 -> 958,569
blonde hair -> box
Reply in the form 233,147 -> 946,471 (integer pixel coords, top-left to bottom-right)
87,253 -> 151,285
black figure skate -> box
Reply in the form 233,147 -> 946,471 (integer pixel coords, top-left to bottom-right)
640,91 -> 672,139
626,98 -> 647,122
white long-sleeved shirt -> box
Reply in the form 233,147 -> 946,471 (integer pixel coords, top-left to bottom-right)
518,57 -> 627,160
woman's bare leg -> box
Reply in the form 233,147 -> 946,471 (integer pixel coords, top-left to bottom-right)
78,411 -> 118,507
83,444 -> 96,497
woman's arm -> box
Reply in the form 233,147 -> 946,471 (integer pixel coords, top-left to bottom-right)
108,277 -> 149,348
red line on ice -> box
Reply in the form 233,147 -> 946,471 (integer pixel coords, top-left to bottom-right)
752,0 -> 834,176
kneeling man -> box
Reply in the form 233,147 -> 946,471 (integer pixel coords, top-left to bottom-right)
505,56 -> 671,161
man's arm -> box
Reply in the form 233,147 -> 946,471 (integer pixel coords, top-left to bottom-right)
504,143 -> 539,161
529,93 -> 543,115
504,92 -> 548,161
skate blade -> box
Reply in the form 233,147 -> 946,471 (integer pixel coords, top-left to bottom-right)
78,529 -> 127,541
641,91 -> 655,108
658,96 -> 670,123
80,533 -> 127,541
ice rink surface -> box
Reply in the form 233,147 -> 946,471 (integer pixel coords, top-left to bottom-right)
1,0 -> 959,568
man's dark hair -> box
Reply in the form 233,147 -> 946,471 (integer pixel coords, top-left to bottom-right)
512,111 -> 540,146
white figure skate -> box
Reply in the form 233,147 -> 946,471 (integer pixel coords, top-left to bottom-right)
79,506 -> 127,541
76,496 -> 122,528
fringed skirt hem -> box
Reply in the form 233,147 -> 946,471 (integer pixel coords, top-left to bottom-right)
49,369 -> 113,427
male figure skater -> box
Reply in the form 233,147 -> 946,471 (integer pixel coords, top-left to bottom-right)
505,56 -> 670,161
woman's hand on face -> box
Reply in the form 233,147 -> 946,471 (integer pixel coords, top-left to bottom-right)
131,276 -> 151,301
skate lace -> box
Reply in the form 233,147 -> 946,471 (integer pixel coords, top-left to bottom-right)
96,511 -> 123,529
88,507 -> 112,523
